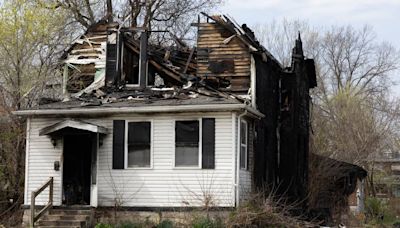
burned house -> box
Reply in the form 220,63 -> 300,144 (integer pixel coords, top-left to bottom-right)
15,14 -> 316,226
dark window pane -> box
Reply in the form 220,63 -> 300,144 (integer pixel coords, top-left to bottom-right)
127,122 -> 151,167
240,121 -> 247,144
175,121 -> 199,167
128,122 -> 150,145
128,145 -> 150,167
240,146 -> 246,169
240,120 -> 248,169
175,146 -> 199,167
176,121 -> 199,143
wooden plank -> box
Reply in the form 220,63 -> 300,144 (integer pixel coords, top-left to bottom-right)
198,55 -> 251,61
198,60 -> 249,65
197,62 -> 250,68
208,50 -> 250,55
183,48 -> 195,74
198,23 -> 220,28
198,30 -> 233,35
197,66 -> 250,72
198,64 -> 250,69
205,47 -> 248,52
197,72 -> 250,77
197,43 -> 245,49
197,39 -> 244,46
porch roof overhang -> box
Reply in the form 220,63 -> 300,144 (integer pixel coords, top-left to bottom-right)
39,119 -> 109,136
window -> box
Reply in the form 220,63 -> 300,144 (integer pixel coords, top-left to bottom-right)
175,120 -> 200,167
127,122 -> 151,168
240,120 -> 248,170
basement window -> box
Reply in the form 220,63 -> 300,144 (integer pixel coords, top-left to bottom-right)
175,120 -> 200,167
240,120 -> 248,170
126,121 -> 151,168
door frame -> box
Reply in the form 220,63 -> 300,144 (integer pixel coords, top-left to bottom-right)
90,133 -> 99,207
61,133 -> 98,207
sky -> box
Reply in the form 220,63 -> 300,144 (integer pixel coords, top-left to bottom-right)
219,0 -> 400,96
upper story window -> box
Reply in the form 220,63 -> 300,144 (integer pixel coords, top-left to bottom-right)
240,120 -> 248,170
127,121 -> 151,168
175,120 -> 200,167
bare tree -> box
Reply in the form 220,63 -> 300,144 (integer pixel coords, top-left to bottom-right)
45,0 -> 222,45
0,0 -> 72,223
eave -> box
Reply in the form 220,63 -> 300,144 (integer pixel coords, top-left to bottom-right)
13,104 -> 265,119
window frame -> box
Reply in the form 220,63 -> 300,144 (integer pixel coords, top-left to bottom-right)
124,120 -> 153,169
173,118 -> 202,169
240,120 -> 248,170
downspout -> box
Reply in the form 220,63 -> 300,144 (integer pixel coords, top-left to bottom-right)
235,110 -> 247,207
24,118 -> 31,205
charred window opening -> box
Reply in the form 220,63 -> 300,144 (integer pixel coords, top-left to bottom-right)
202,77 -> 231,89
122,38 -> 155,87
122,47 -> 140,85
175,121 -> 200,167
127,122 -> 151,168
197,48 -> 209,62
208,60 -> 235,74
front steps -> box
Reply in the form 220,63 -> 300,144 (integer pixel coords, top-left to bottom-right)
35,207 -> 92,228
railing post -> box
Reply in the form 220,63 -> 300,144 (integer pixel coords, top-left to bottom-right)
49,177 -> 53,205
31,191 -> 35,228
30,177 -> 53,228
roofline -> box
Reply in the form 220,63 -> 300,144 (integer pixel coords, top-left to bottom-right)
13,103 -> 265,118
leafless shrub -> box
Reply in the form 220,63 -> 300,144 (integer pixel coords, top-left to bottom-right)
226,192 -> 316,228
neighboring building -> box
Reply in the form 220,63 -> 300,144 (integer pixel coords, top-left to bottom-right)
371,152 -> 400,214
373,152 -> 400,199
15,14 -> 316,226
308,154 -> 367,225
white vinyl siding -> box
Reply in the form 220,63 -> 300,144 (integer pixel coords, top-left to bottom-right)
25,118 -> 63,206
25,112 -> 236,207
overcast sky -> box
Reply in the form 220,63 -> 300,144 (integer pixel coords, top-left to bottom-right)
219,0 -> 400,95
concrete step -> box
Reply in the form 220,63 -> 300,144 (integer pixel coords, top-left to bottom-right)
49,209 -> 92,216
36,219 -> 86,227
41,214 -> 89,221
35,207 -> 92,228
36,226 -> 80,228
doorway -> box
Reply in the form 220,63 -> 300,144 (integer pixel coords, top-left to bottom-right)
63,134 -> 92,205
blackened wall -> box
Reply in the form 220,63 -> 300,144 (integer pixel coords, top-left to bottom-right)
253,37 -> 316,207
253,55 -> 281,189
278,38 -> 314,205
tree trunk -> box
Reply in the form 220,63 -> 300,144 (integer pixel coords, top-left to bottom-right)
106,0 -> 113,22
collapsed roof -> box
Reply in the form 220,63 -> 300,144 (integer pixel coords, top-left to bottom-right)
25,13 -> 316,112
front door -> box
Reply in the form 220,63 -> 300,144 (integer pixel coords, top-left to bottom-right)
63,134 -> 92,205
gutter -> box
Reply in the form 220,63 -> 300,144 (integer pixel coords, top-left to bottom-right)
13,103 -> 265,118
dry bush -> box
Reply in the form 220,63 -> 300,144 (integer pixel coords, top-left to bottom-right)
226,193 -> 316,228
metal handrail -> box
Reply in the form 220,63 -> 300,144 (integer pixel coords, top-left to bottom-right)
30,177 -> 53,227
